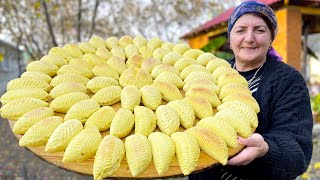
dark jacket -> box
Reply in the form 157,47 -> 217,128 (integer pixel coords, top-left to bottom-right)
189,56 -> 313,180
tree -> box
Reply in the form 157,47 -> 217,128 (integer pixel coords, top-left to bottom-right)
1,0 -> 235,60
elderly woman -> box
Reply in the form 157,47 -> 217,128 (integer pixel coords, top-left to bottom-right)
189,1 -> 313,180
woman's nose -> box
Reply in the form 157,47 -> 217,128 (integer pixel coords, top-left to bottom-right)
244,30 -> 254,43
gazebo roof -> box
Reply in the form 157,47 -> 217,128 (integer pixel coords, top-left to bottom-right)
181,0 -> 320,39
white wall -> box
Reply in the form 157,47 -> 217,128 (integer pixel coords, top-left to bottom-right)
310,57 -> 320,84
308,33 -> 320,85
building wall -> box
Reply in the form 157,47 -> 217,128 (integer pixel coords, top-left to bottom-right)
273,7 -> 302,71
0,42 -> 22,93
310,57 -> 320,84
188,34 -> 209,49
0,42 -> 20,72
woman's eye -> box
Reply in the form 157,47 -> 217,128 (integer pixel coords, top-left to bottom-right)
236,29 -> 244,33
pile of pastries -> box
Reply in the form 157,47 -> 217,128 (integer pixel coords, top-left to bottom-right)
0,35 -> 259,179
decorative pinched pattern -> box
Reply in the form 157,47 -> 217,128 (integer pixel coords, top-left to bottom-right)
0,35 -> 261,179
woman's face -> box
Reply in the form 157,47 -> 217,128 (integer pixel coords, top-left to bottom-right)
229,14 -> 272,65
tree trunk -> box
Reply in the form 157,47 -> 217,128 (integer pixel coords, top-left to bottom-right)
89,0 -> 100,38
32,36 -> 44,57
77,0 -> 82,42
41,0 -> 58,47
16,35 -> 23,76
60,3 -> 66,44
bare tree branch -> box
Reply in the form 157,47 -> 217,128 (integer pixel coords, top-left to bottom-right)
16,34 -> 23,76
151,0 -> 170,40
89,0 -> 100,38
77,0 -> 82,42
41,0 -> 58,47
19,11 -> 44,57
2,0 -> 227,57
6,20 -> 33,60
32,36 -> 43,57
4,0 -> 37,60
59,1 -> 66,44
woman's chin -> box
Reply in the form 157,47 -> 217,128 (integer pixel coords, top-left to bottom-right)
238,55 -> 259,62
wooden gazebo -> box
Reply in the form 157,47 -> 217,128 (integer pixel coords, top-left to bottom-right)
181,0 -> 320,73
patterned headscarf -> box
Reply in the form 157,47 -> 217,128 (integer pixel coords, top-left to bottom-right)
227,1 -> 278,41
228,1 -> 282,60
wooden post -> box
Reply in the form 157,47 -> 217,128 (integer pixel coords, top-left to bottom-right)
188,34 -> 209,49
273,7 -> 302,71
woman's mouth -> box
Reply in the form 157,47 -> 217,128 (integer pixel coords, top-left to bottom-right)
241,47 -> 257,50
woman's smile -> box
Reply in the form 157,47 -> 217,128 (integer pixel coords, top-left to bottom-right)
241,47 -> 257,50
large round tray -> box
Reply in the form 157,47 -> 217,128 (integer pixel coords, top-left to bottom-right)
8,113 -> 245,178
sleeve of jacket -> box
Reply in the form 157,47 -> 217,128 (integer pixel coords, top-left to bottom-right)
259,71 -> 313,179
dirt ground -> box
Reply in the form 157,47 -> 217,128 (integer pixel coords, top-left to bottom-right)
0,118 -> 93,180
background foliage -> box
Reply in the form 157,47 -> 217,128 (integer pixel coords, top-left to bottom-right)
0,0 -> 235,60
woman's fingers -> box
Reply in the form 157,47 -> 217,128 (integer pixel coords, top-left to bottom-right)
238,133 -> 264,146
228,147 -> 257,165
227,133 -> 269,165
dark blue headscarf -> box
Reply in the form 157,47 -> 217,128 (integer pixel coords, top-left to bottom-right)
227,1 -> 278,40
228,1 -> 282,60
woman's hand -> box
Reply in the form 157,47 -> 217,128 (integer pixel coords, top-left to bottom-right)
227,133 -> 269,165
